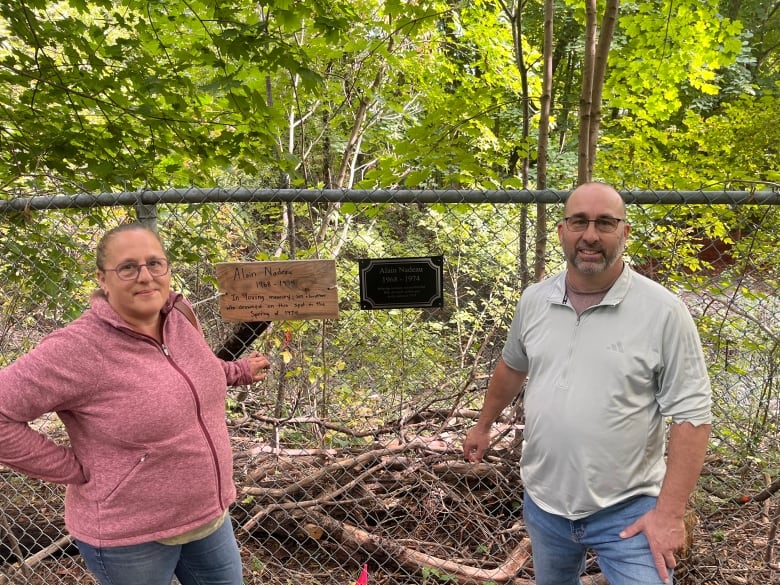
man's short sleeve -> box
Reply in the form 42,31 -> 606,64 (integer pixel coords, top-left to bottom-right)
656,299 -> 712,425
502,297 -> 530,373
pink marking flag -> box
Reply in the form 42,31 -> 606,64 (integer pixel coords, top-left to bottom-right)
354,563 -> 368,585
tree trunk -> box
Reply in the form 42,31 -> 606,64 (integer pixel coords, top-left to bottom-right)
587,0 -> 620,180
578,0 -> 620,184
577,0 -> 598,185
536,0 -> 554,191
534,0 -> 555,282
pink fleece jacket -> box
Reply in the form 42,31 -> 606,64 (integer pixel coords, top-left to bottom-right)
0,292 -> 254,547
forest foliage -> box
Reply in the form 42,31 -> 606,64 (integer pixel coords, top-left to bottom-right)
1,0 -> 777,194
0,1 -> 779,461
1,11 -> 780,585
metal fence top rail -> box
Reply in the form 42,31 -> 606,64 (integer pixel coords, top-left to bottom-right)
1,188 -> 779,212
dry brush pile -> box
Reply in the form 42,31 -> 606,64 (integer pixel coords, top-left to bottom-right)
3,408 -> 780,584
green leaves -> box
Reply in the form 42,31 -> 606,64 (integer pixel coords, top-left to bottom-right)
0,0 -> 774,196
606,0 -> 743,121
0,0 -> 362,191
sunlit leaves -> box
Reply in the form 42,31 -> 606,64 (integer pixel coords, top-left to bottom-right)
599,87 -> 780,190
0,0 -> 361,191
1,0 -> 764,197
606,0 -> 743,122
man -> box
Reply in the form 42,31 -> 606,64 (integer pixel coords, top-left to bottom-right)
463,182 -> 711,585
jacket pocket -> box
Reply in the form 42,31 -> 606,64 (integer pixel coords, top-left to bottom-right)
101,451 -> 150,502
74,432 -> 150,502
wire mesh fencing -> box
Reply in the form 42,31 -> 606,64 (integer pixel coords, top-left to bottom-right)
1,187 -> 779,584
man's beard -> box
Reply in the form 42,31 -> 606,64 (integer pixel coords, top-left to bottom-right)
569,244 -> 623,273
574,255 -> 607,273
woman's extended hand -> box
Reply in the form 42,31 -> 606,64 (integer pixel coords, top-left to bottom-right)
246,351 -> 271,381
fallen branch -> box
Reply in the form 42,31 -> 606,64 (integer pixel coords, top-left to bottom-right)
239,455 -> 397,533
0,511 -> 30,580
742,475 -> 780,505
305,509 -> 533,584
0,534 -> 72,584
16,535 -> 72,573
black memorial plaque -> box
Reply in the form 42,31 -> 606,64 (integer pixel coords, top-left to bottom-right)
359,256 -> 444,310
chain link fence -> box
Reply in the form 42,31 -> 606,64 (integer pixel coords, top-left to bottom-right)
1,187 -> 779,584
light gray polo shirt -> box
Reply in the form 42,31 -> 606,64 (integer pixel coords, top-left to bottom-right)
502,265 -> 711,520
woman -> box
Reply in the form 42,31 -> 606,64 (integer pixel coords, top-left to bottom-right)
0,223 -> 270,585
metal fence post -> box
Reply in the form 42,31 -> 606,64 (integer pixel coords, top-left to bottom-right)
134,187 -> 158,231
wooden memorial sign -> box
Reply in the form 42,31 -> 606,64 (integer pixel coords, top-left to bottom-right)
358,256 -> 444,310
215,260 -> 338,321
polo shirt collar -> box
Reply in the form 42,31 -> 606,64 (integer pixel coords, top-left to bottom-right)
549,263 -> 632,306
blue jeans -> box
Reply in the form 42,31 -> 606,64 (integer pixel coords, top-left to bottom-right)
523,492 -> 672,585
76,516 -> 243,585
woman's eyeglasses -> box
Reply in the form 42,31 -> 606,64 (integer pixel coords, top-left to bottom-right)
103,258 -> 170,280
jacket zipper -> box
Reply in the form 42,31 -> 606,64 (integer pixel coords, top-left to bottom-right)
120,328 -> 225,510
160,344 -> 225,509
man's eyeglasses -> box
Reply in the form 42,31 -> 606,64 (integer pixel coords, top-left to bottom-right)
103,258 -> 170,280
563,216 -> 625,233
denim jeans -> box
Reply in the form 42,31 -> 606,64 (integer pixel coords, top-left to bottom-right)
76,516 -> 243,585
523,492 -> 672,585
